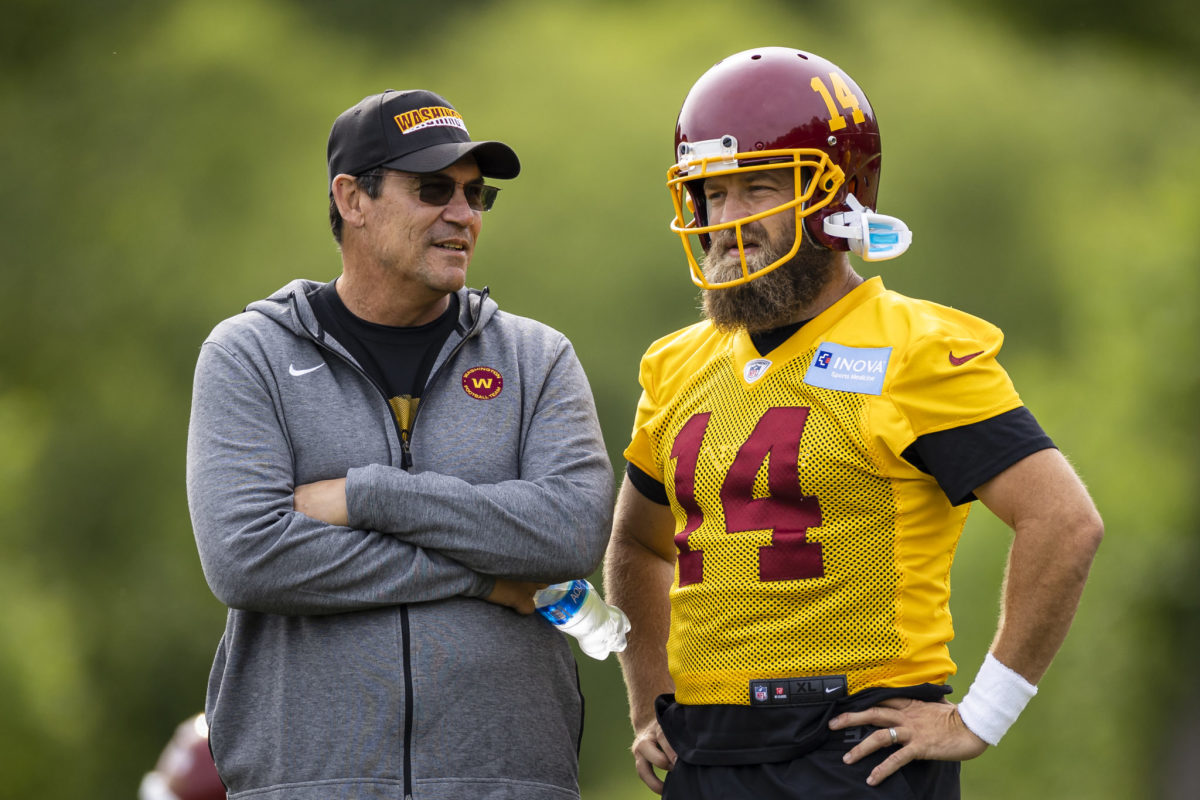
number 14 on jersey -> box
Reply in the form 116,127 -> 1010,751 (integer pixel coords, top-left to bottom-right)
670,407 -> 825,586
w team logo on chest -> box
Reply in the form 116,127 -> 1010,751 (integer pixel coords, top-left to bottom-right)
462,366 -> 503,400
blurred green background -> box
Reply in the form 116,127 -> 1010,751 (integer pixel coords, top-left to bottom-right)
2,0 -> 1198,797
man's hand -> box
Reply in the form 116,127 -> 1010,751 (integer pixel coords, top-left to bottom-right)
294,478 -> 349,527
829,697 -> 988,786
631,720 -> 677,795
484,579 -> 546,615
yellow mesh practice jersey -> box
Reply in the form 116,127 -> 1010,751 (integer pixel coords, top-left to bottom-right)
624,277 -> 1024,705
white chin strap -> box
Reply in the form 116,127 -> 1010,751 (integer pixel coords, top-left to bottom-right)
822,193 -> 912,261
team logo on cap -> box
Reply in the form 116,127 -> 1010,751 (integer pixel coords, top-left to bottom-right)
394,106 -> 468,136
462,366 -> 503,400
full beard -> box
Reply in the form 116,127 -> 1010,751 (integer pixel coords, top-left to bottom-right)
700,226 -> 838,333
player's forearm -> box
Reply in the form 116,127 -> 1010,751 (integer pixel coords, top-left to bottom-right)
973,448 -> 1104,683
605,533 -> 676,730
990,507 -> 1103,682
605,476 -> 681,729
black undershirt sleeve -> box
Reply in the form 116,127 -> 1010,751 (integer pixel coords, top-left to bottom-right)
626,461 -> 670,506
901,406 -> 1055,505
624,406 -> 1055,509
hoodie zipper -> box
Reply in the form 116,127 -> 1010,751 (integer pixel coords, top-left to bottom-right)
289,288 -> 485,800
288,288 -> 485,463
398,288 -> 487,469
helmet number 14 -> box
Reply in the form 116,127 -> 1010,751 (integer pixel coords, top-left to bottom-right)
810,73 -> 866,133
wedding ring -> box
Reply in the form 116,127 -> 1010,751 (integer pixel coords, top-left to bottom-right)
888,727 -> 898,745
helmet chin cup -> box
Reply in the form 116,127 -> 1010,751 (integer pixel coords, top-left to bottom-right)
822,193 -> 912,261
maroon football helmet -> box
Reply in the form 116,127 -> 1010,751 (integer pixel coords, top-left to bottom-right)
138,714 -> 226,800
668,46 -> 910,289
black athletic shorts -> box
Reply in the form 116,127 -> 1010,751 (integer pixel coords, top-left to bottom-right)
656,684 -> 961,799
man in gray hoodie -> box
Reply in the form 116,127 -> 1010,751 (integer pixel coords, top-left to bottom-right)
186,89 -> 614,800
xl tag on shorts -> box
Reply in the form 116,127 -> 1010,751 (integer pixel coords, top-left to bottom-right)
803,343 -> 892,396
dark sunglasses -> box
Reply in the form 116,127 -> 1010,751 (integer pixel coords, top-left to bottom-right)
366,171 -> 500,212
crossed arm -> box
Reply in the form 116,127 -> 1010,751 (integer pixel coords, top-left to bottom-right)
294,478 -> 547,614
603,447 -> 1103,793
189,339 -> 612,617
188,344 -> 492,614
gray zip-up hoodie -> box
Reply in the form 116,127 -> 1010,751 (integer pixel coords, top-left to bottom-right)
186,280 -> 614,800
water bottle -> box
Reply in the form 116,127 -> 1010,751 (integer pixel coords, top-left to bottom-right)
534,579 -> 631,660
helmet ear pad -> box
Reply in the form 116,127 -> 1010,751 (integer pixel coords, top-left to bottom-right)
801,173 -> 853,251
803,151 -> 883,251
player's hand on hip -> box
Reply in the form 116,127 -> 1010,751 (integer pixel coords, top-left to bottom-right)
829,697 -> 988,786
632,720 -> 677,795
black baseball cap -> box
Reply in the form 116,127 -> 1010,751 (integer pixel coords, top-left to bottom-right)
326,89 -> 521,191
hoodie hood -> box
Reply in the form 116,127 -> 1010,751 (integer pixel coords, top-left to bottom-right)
245,279 -> 497,345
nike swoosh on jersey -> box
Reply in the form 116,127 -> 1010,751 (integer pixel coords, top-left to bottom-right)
288,363 -> 326,376
948,350 -> 984,366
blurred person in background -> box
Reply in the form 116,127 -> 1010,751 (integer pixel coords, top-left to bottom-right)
186,89 -> 612,799
138,713 -> 225,800
604,47 -> 1102,798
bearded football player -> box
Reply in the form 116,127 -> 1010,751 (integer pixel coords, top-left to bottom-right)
604,46 -> 1103,798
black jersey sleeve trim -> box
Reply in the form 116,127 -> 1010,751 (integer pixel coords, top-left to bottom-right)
626,462 -> 670,506
902,406 -> 1056,506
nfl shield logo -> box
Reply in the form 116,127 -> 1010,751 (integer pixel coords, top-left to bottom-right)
743,358 -> 771,383
753,684 -> 768,702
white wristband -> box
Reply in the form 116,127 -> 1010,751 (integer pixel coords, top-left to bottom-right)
957,653 -> 1037,746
